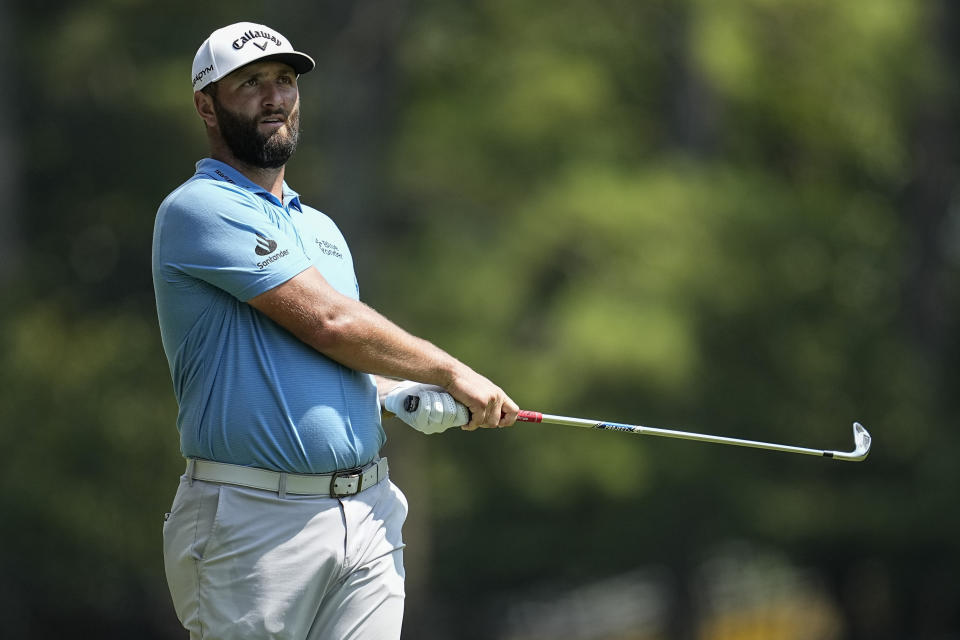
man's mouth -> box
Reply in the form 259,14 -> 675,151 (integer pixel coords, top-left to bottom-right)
260,113 -> 287,128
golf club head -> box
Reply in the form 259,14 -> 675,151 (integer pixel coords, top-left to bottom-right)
832,422 -> 871,461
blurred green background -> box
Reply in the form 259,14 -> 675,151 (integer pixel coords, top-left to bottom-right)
2,0 -> 957,638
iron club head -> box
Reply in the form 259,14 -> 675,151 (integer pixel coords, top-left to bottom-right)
832,422 -> 871,462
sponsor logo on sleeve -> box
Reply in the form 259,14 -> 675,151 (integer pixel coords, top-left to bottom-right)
254,233 -> 289,269
255,234 -> 278,256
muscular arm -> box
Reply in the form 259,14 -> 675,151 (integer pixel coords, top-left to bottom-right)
248,267 -> 517,429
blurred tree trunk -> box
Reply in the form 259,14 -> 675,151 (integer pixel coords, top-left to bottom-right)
900,0 -> 960,370
662,6 -> 712,637
319,0 -> 408,282
890,2 -> 960,637
0,0 -> 21,279
662,1 -> 717,156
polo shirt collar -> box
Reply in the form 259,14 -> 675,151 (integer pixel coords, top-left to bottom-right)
196,158 -> 303,211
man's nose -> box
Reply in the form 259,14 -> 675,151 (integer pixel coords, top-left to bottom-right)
261,83 -> 286,109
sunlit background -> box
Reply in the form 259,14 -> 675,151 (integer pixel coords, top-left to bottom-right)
2,1 -> 958,638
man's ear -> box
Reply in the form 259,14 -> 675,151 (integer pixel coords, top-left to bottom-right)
194,90 -> 218,128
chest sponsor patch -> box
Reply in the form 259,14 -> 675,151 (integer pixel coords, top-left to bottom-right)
315,239 -> 344,259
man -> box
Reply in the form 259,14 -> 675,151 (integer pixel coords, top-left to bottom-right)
153,22 -> 518,640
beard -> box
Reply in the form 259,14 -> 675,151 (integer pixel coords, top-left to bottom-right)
213,99 -> 300,169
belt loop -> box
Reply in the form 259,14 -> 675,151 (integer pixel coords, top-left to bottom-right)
278,472 -> 288,499
186,459 -> 196,487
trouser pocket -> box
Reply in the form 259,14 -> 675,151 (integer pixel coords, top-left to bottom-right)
162,478 -> 223,629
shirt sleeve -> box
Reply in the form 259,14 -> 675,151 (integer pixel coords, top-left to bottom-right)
158,183 -> 313,301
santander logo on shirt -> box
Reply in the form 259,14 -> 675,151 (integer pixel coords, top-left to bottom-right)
254,233 -> 289,269
255,234 -> 278,256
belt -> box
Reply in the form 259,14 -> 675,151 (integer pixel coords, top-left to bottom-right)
185,457 -> 389,498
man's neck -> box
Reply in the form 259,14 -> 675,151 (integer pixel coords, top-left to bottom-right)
211,150 -> 286,200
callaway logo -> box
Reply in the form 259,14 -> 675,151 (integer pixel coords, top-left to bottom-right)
233,29 -> 282,52
255,234 -> 278,256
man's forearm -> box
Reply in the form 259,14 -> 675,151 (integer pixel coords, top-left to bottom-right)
248,266 -> 517,429
319,301 -> 465,385
249,268 -> 463,387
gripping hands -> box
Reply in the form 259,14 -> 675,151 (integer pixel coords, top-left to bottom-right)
383,381 -> 470,434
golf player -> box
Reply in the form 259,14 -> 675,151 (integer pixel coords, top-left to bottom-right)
152,22 -> 518,639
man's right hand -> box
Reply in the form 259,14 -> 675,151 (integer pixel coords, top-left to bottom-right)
443,365 -> 519,430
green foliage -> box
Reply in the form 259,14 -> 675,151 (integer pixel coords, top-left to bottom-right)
374,0 -> 958,633
0,301 -> 181,632
690,0 -> 928,181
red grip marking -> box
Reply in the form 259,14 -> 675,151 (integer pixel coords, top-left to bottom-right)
516,410 -> 543,423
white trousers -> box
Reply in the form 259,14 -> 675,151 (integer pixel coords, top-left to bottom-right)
162,473 -> 407,640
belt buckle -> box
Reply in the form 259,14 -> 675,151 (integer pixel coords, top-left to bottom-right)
329,466 -> 364,497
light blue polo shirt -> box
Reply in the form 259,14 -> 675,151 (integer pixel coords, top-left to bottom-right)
152,158 -> 384,474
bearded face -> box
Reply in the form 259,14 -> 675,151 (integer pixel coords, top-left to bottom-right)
212,96 -> 301,169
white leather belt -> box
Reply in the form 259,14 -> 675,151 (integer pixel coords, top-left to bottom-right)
185,457 -> 389,498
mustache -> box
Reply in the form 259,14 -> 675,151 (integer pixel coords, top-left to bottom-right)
259,106 -> 298,124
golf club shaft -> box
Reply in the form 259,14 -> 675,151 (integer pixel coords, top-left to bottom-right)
516,411 -> 858,460
400,395 -> 869,461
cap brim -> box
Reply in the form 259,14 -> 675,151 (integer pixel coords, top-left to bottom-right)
256,51 -> 315,75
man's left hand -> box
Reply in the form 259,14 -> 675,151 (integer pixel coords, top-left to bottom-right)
383,381 -> 470,434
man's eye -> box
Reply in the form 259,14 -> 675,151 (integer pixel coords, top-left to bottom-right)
244,78 -> 258,87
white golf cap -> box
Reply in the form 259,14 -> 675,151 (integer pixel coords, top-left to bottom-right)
191,22 -> 315,92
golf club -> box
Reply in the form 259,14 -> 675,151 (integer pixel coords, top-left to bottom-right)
515,410 -> 872,462
402,395 -> 871,461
